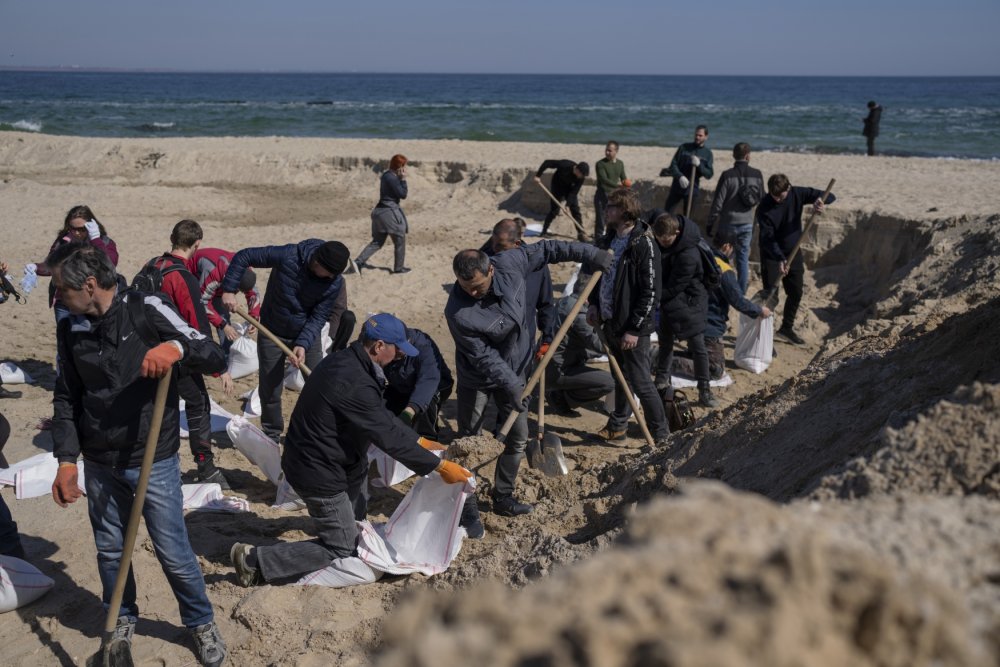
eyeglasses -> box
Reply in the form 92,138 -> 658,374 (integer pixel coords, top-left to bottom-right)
69,225 -> 87,234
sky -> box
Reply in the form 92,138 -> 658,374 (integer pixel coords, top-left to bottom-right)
2,0 -> 998,76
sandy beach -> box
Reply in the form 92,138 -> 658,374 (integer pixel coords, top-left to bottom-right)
1,131 -> 998,666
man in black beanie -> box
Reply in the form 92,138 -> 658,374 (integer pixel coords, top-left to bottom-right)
534,159 -> 590,241
221,240 -> 350,442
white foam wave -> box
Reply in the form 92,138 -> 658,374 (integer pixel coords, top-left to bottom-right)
5,119 -> 43,132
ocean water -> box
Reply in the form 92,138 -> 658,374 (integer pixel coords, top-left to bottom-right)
2,71 -> 999,159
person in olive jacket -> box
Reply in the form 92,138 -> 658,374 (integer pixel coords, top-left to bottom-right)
650,210 -> 717,408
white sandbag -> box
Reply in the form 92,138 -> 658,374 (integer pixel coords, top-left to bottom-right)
367,446 -> 443,489
179,398 -> 235,439
734,312 -> 774,374
227,330 -> 259,380
0,452 -> 52,487
0,555 -> 54,613
283,363 -> 306,392
670,373 -> 735,389
0,362 -> 33,385
301,473 -> 472,587
296,552 -> 383,588
225,416 -> 282,484
360,473 -> 472,576
182,483 -> 250,513
320,322 -> 332,358
14,458 -> 85,500
562,262 -> 583,297
241,386 -> 262,419
224,416 -> 304,510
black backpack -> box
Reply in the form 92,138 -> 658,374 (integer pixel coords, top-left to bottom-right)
735,164 -> 761,209
696,239 -> 722,290
131,254 -> 187,294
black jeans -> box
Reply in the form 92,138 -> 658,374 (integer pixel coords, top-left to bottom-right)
549,365 -> 615,406
176,370 -> 212,462
655,327 -> 711,388
866,135 -> 876,156
456,383 -> 528,498
761,253 -> 805,330
603,326 -> 669,440
356,233 -> 406,272
593,188 -> 609,240
326,310 -> 356,356
257,333 -> 323,441
542,187 -> 583,239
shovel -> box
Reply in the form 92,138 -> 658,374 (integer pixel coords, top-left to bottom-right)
684,163 -> 698,218
535,178 -> 590,240
88,372 -> 171,667
474,269 -> 602,475
526,370 -> 568,476
758,178 -> 836,310
596,327 -> 656,448
235,307 -> 311,376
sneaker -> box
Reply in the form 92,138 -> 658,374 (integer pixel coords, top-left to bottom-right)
230,542 -> 262,588
391,267 -> 412,274
775,326 -> 805,345
196,460 -> 231,490
459,496 -> 485,539
0,386 -> 22,399
492,494 -> 533,517
110,615 -> 136,646
698,387 -> 719,408
190,621 -> 228,667
596,424 -> 627,443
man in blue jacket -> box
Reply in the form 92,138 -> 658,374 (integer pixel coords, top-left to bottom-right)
221,239 -> 350,441
755,174 -> 835,345
447,240 -> 611,516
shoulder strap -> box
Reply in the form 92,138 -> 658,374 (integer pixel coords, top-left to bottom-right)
126,292 -> 160,347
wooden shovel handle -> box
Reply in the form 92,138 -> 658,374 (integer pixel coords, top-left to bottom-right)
536,178 -> 589,238
598,331 -> 656,448
234,306 -> 311,376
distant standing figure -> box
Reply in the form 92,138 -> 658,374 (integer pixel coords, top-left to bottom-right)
356,154 -> 410,274
594,141 -> 629,240
707,142 -> 765,294
662,125 -> 714,214
534,159 -> 590,240
863,101 -> 882,156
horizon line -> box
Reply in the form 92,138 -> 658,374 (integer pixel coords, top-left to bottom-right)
1,66 -> 998,78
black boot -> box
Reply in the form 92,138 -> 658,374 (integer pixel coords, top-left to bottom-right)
459,496 -> 485,539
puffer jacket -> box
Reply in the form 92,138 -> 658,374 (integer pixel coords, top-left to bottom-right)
53,290 -> 226,467
658,214 -> 708,340
446,240 -> 603,393
221,239 -> 343,351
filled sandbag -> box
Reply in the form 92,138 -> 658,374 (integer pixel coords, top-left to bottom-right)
368,446 -> 443,489
0,555 -> 54,613
179,398 -> 235,439
734,311 -> 774,374
241,386 -> 262,419
224,416 -> 303,510
227,327 -> 259,380
283,364 -> 306,392
0,362 -> 33,385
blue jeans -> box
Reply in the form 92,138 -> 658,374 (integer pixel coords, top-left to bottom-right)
84,455 -> 214,628
730,223 -> 754,295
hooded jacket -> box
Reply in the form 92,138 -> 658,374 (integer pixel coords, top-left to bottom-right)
221,239 -> 344,351
590,220 -> 660,337
53,290 -> 226,467
658,214 -> 708,340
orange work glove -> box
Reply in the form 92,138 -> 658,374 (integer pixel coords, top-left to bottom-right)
52,463 -> 82,507
535,342 -> 551,362
622,178 -> 633,188
141,342 -> 182,378
436,460 -> 472,484
418,437 -> 447,451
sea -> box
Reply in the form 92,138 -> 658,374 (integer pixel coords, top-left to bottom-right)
2,71 -> 999,160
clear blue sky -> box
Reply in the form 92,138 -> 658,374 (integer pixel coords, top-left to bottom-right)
2,0 -> 997,76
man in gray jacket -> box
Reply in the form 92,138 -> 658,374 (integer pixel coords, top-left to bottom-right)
446,240 -> 611,516
707,142 -> 764,294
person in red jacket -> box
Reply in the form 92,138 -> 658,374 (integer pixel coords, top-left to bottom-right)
143,220 -> 229,488
188,246 -> 261,347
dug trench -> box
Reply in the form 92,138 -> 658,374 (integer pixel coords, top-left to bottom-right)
369,209 -> 1000,667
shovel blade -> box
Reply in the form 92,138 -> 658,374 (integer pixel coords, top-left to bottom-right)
541,432 -> 569,476
87,638 -> 135,667
525,438 -> 542,469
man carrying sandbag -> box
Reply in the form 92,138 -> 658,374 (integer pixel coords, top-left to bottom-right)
47,242 -> 228,666
229,313 -> 472,587
220,239 -> 350,443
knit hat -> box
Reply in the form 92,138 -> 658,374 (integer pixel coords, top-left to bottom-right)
313,241 -> 350,275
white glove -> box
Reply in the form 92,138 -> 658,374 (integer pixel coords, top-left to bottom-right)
690,155 -> 700,167
85,219 -> 101,240
24,263 -> 37,275
678,176 -> 690,190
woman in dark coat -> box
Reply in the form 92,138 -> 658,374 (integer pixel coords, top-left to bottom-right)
355,154 -> 410,274
650,210 -> 717,408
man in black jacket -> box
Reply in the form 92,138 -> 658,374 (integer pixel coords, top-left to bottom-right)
47,242 -> 228,667
863,100 -> 882,156
534,159 -> 590,240
587,188 -> 670,444
756,173 -> 836,345
230,314 -> 472,587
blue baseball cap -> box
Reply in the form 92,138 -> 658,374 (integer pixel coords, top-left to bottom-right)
362,313 -> 419,356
